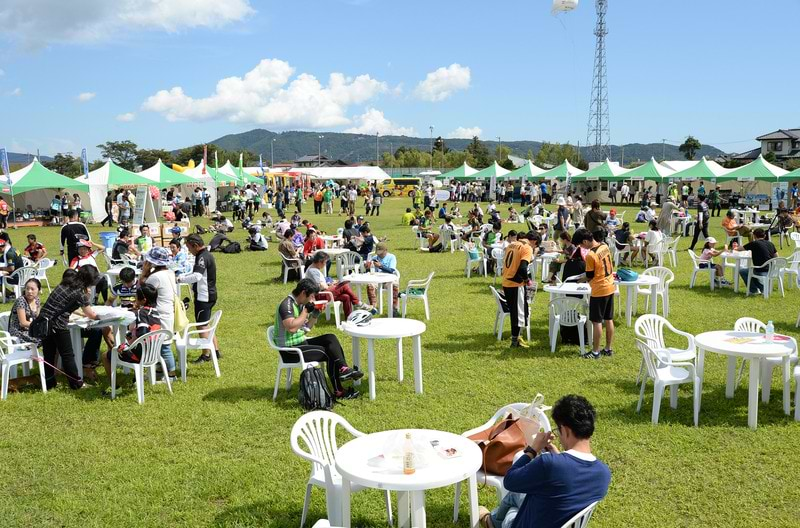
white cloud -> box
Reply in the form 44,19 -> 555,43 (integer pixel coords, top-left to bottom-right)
344,108 -> 416,136
448,126 -> 482,139
0,0 -> 255,49
116,112 -> 136,122
414,63 -> 471,102
8,87 -> 21,96
0,69 -> 5,76
142,58 -> 389,129
77,92 -> 96,102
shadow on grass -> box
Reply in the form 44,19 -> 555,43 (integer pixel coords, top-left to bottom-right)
426,329 -> 580,360
204,385 -> 301,410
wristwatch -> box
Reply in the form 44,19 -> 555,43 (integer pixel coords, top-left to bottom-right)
523,446 -> 537,458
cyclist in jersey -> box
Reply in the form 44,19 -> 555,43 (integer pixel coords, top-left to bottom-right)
581,229 -> 615,359
501,231 -> 541,348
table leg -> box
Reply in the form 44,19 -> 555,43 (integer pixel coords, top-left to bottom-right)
397,491 -> 411,528
411,490 -> 426,528
468,474 -> 479,528
367,338 -> 376,400
69,328 -> 84,381
783,355 -> 791,415
340,477 -> 351,528
351,337 -> 361,387
625,285 -> 633,327
397,338 -> 404,382
412,335 -> 423,395
385,282 -> 392,318
649,284 -> 657,315
748,358 -> 761,430
725,356 -> 737,399
734,261 -> 740,293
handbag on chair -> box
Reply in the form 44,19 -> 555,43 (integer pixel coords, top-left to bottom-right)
468,416 -> 527,476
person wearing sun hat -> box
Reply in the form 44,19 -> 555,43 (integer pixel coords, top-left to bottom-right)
142,246 -> 177,380
553,197 -> 571,242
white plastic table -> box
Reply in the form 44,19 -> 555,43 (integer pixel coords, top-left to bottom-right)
315,247 -> 351,278
695,330 -> 795,429
343,272 -> 398,317
105,264 -> 140,290
543,282 -> 592,300
341,318 -> 426,400
535,252 -> 561,281
720,251 -> 751,293
320,235 -> 342,248
618,275 -> 659,327
336,429 -> 482,528
68,306 -> 135,379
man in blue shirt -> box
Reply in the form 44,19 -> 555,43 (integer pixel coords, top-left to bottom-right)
480,395 -> 611,528
365,242 -> 400,317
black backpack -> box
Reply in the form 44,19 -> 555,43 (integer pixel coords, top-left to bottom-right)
298,367 -> 334,411
221,241 -> 242,254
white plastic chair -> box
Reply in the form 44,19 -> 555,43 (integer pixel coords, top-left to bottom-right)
291,411 -> 393,528
561,501 -> 600,528
687,250 -> 716,291
795,366 -> 800,421
791,232 -> 800,249
2,267 -> 38,303
452,402 -> 552,522
634,267 -> 674,317
732,317 -> 798,404
110,329 -> 174,404
548,297 -> 589,355
665,236 -> 681,268
335,252 -> 363,278
745,257 -> 786,299
439,225 -> 457,252
316,291 -> 342,330
34,258 -> 56,293
411,226 -> 429,250
634,314 -> 697,387
281,254 -> 305,284
779,250 -> 800,289
643,240 -> 666,268
401,272 -> 434,320
491,247 -> 505,285
464,246 -> 485,278
175,310 -> 222,383
490,286 -> 530,342
0,330 -> 46,400
267,325 -> 319,400
606,237 -> 629,268
635,339 -> 700,426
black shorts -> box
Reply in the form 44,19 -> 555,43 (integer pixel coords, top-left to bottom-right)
589,294 -> 614,323
194,300 -> 216,323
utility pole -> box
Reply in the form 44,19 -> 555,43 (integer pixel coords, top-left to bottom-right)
271,138 -> 276,167
586,0 -> 610,161
662,139 -> 666,161
429,126 -> 434,170
318,135 -> 324,167
496,136 -> 502,162
376,132 -> 380,167
621,145 -> 625,167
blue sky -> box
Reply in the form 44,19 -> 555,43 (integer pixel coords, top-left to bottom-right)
1,0 -> 798,159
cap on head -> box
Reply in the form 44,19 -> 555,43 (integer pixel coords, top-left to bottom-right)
706,237 -> 717,244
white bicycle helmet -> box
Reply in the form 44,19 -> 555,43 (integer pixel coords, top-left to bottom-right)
347,309 -> 373,326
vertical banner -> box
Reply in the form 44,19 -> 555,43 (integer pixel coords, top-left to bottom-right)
81,148 -> 89,179
489,171 -> 497,201
0,148 -> 10,183
202,144 -> 208,175
259,154 -> 264,175
238,152 -> 243,184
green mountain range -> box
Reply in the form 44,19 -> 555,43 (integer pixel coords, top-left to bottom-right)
208,129 -> 726,165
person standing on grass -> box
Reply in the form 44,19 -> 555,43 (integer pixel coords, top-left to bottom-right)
479,395 -> 611,528
60,209 -> 99,264
101,190 -> 115,226
0,196 -> 9,229
580,229 -> 615,359
502,231 -> 541,349
688,195 -> 710,251
178,234 -> 220,363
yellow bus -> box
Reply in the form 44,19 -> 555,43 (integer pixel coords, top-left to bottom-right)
378,177 -> 421,197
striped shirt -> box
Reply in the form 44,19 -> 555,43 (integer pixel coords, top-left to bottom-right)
39,285 -> 91,331
274,295 -> 306,347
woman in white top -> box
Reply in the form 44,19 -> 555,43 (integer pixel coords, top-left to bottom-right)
142,247 -> 177,378
642,220 -> 664,264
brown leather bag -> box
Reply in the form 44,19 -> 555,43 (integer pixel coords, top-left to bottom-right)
468,414 -> 527,476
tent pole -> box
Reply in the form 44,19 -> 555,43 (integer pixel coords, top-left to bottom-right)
10,192 -> 17,229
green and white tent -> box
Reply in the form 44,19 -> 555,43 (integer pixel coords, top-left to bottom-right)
715,155 -> 788,183
572,159 -> 629,182
466,162 -> 510,182
138,159 -> 198,186
500,160 -> 548,181
439,162 -> 477,181
536,159 -> 585,181
781,165 -> 800,182
615,158 -> 674,183
2,158 -> 89,195
667,157 -> 733,182
77,161 -> 158,222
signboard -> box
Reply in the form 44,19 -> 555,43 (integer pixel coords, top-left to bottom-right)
737,176 -> 755,182
586,176 -> 599,181
435,190 -> 450,202
132,185 -> 159,225
630,175 -> 644,181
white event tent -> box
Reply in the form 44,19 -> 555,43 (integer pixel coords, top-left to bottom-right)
296,166 -> 390,181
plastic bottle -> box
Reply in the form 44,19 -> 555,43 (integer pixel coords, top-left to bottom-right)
402,432 -> 416,475
765,321 -> 774,342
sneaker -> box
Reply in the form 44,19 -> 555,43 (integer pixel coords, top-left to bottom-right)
339,366 -> 364,381
601,348 -> 613,357
510,338 -> 530,349
581,351 -> 601,359
479,506 -> 493,528
516,337 -> 531,348
335,387 -> 361,400
155,376 -> 177,384
192,354 -> 211,364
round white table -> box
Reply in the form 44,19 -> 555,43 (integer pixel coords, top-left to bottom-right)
336,429 -> 482,528
720,251 -> 751,293
618,275 -> 660,327
68,306 -> 135,379
341,319 -> 425,400
543,282 -> 592,300
320,235 -> 342,248
534,252 -> 561,282
695,330 -> 795,429
343,272 -> 399,317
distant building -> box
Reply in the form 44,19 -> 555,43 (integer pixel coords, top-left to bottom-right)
733,128 -> 800,163
294,155 -> 350,168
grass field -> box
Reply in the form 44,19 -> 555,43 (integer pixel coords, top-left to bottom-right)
0,197 -> 798,528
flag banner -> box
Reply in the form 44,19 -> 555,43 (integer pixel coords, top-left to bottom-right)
203,145 -> 208,175
259,154 -> 264,175
81,148 -> 89,178
214,151 -> 219,170
0,148 -> 9,183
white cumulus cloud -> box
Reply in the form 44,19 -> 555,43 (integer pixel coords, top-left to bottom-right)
116,112 -> 136,122
77,92 -> 96,102
0,0 -> 255,49
8,87 -> 22,96
414,63 -> 471,102
345,108 -> 416,136
448,126 -> 482,139
142,58 -> 389,129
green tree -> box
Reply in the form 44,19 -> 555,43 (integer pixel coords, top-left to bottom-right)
97,140 -> 138,170
526,149 -> 534,160
466,136 -> 491,168
445,150 -> 468,168
499,159 -> 515,170
135,148 -> 173,169
764,151 -> 777,163
494,145 -> 512,163
44,153 -> 81,177
679,136 -> 702,160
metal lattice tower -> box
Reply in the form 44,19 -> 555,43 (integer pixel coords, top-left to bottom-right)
586,0 -> 610,162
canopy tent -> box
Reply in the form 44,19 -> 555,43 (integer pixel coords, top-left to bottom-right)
715,155 -> 788,183
76,161 -> 155,222
138,160 -> 197,186
461,162 -> 510,182
536,159 -> 585,181
184,161 -> 239,186
296,166 -> 388,181
3,159 -> 89,195
439,162 -> 477,181
615,158 -> 675,183
500,160 -> 548,181
237,169 -> 263,185
572,159 -> 630,182
782,166 -> 800,182
660,160 -> 700,172
668,157 -> 734,182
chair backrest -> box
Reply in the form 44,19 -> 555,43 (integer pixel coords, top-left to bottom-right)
0,311 -> 10,332
127,329 -> 172,367
337,228 -> 344,237
734,317 -> 765,333
266,325 -> 281,350
560,501 -> 600,528
489,286 -> 508,313
11,266 -> 38,284
336,252 -> 363,274
22,257 -> 34,268
641,266 -> 674,291
203,310 -> 223,339
791,232 -> 800,248
788,250 -> 800,272
38,257 -> 53,270
634,313 -> 668,349
486,402 -> 553,433
686,250 -> 701,267
549,297 -> 587,327
766,257 -> 787,278
667,236 -> 681,252
409,272 -> 435,291
636,339 -> 662,381
290,411 -> 363,480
